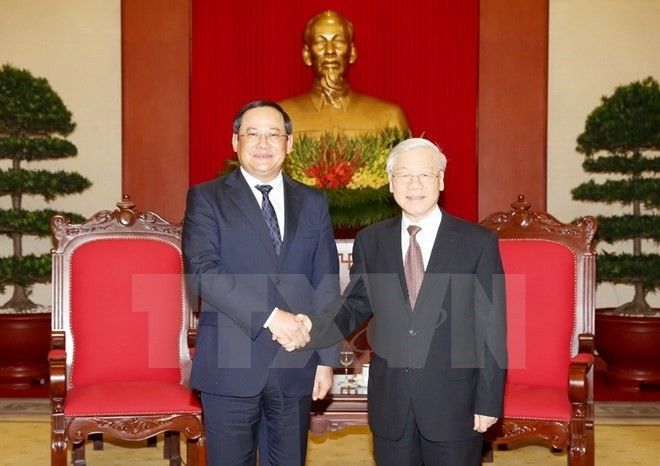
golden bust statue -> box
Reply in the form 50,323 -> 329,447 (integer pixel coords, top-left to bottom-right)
279,10 -> 409,137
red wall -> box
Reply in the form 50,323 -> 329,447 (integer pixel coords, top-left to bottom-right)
121,0 -> 547,224
190,0 -> 480,221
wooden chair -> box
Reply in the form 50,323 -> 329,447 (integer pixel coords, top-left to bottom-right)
480,195 -> 597,466
49,197 -> 205,466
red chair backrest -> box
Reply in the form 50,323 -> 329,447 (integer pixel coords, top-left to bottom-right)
69,238 -> 185,387
499,239 -> 577,388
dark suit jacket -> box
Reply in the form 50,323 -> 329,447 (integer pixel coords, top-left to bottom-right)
311,211 -> 507,442
183,169 -> 339,398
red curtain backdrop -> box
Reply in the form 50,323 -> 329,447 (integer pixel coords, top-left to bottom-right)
191,0 -> 479,221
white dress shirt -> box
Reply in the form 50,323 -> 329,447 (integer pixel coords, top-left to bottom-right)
240,168 -> 286,327
240,167 -> 285,240
400,207 -> 442,271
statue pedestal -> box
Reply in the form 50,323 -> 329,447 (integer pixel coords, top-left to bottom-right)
333,227 -> 361,239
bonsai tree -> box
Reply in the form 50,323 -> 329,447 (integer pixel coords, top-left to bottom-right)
0,64 -> 91,312
572,76 -> 660,316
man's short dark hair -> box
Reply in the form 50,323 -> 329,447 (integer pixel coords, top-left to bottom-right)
232,100 -> 293,135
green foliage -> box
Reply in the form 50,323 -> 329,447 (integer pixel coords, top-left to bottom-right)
597,252 -> 660,292
596,215 -> 660,243
572,77 -> 660,315
0,64 -> 75,136
0,135 -> 77,161
582,152 -> 660,176
0,254 -> 52,290
572,179 -> 660,209
0,209 -> 86,236
0,169 -> 91,200
324,185 -> 400,228
576,77 -> 660,155
0,64 -> 91,312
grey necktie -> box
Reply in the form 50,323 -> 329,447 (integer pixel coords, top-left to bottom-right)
255,185 -> 281,256
404,225 -> 424,308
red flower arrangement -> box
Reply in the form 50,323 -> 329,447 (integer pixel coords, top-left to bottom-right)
302,138 -> 365,188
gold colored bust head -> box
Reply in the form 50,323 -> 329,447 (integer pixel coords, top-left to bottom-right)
279,10 -> 409,137
303,10 -> 356,108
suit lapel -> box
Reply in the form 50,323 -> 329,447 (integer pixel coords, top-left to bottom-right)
225,170 -> 278,263
414,210 -> 459,311
426,210 -> 460,273
379,216 -> 410,310
279,175 -> 301,260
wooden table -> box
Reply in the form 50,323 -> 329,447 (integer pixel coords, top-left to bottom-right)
309,375 -> 369,435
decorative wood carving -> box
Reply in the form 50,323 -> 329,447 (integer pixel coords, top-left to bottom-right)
67,414 -> 204,443
480,195 -> 598,253
480,195 -> 596,466
48,198 -> 204,466
488,419 -> 570,449
50,195 -> 182,254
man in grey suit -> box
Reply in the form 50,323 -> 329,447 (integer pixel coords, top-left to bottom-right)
281,138 -> 507,465
182,100 -> 339,465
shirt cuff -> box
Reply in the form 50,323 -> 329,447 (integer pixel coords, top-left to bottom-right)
263,307 -> 279,328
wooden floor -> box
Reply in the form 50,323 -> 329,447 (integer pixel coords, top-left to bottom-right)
1,400 -> 659,465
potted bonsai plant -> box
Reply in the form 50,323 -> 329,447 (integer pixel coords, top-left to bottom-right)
0,64 -> 91,391
571,76 -> 660,391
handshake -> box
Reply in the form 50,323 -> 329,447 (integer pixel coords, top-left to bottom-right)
268,309 -> 313,352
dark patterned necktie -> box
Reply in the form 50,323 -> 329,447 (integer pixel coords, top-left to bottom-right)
256,185 -> 282,256
404,225 -> 424,308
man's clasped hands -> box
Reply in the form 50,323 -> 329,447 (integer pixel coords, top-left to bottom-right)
267,309 -> 313,351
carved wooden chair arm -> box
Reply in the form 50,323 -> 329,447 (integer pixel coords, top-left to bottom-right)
568,351 -> 595,402
48,349 -> 67,399
577,333 -> 595,355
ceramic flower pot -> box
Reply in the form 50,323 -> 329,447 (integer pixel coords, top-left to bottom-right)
595,308 -> 660,392
0,313 -> 50,391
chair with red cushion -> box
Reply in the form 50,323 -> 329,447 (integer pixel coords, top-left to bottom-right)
49,198 -> 205,466
480,195 -> 597,466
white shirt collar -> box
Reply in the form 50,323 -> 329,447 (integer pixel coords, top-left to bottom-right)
240,168 -> 283,192
401,206 -> 442,233
240,168 -> 286,237
400,206 -> 443,269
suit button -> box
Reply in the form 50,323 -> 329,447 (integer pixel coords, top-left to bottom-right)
409,329 -> 416,336
274,278 -> 281,285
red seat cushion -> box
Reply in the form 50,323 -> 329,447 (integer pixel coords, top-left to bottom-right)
502,383 -> 571,421
64,381 -> 201,416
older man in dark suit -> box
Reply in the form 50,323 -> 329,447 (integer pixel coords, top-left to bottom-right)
182,100 -> 339,466
283,138 -> 507,466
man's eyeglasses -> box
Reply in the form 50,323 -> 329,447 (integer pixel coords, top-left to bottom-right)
391,173 -> 439,186
239,131 -> 288,144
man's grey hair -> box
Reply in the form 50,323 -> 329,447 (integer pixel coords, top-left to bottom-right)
386,138 -> 447,173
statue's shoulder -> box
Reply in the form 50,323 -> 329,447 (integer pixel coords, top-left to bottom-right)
350,91 -> 409,129
350,91 -> 404,112
278,92 -> 313,110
